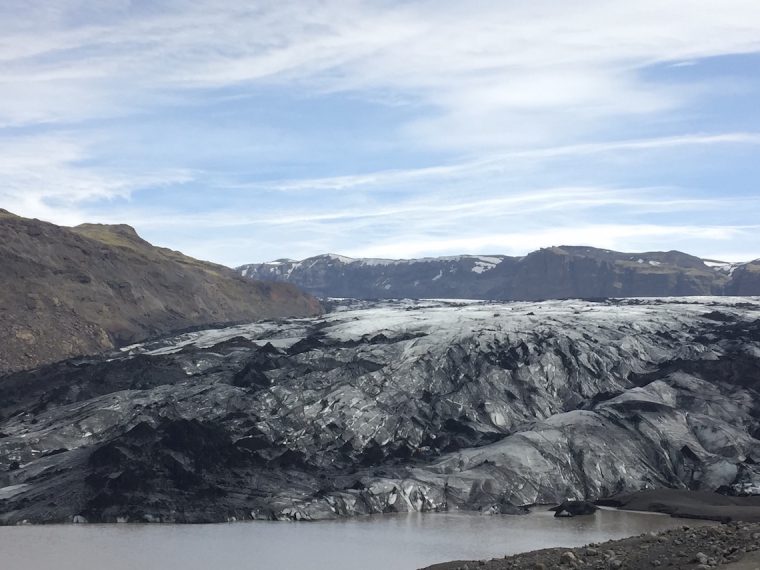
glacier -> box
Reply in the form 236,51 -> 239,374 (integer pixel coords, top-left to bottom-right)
0,297 -> 759,524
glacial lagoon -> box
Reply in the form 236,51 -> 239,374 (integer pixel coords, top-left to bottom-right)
0,508 -> 711,570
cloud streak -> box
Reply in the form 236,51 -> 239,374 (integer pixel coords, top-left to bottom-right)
0,134 -> 193,224
2,1 -> 760,138
118,184 -> 760,266
347,223 -> 758,260
0,2 -> 759,265
262,132 -> 760,192
123,186 -> 723,229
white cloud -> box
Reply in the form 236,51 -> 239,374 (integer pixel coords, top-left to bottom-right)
263,133 -> 760,192
1,1 -> 760,143
0,134 -> 193,224
1,1 -> 760,265
104,184 -> 725,232
345,224 -> 757,260
119,183 -> 760,266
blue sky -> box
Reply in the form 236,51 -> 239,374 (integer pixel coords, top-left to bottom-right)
2,1 -> 760,266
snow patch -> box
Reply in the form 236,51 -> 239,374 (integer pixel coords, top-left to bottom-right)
703,259 -> 743,276
359,258 -> 406,266
324,254 -> 355,264
471,257 -> 502,274
355,255 -> 505,267
703,260 -> 731,268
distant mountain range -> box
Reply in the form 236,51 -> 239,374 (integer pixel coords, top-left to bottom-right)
238,246 -> 760,300
0,210 -> 321,374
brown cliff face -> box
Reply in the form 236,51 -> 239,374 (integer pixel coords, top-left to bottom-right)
0,210 -> 321,374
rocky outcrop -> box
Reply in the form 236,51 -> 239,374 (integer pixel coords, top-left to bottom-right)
550,500 -> 598,517
0,210 -> 321,374
1,297 -> 759,524
239,247 -> 755,300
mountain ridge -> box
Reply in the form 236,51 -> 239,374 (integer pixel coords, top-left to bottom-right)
0,211 -> 321,375
239,246 -> 760,300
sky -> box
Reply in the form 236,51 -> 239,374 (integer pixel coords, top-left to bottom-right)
2,1 -> 760,266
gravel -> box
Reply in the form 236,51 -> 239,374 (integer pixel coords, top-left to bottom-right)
421,521 -> 760,569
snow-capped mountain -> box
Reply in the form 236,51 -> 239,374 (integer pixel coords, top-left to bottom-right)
238,246 -> 758,300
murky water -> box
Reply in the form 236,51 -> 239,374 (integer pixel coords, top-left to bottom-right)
0,508 -> 710,570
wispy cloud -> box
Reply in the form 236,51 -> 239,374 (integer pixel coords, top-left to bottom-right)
174,221 -> 760,267
262,132 -> 760,192
122,186 -> 722,229
344,224 -> 760,260
2,1 -> 760,139
118,184 -> 760,266
1,2 -> 759,264
0,134 -> 193,224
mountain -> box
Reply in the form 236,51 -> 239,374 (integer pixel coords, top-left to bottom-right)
1,297 -> 759,523
238,247 -> 758,300
0,209 -> 321,374
725,260 -> 760,295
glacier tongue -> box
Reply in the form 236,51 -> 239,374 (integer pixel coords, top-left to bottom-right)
1,297 -> 760,524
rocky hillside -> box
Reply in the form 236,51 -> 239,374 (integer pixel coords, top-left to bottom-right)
238,247 -> 757,299
0,209 -> 321,374
725,260 -> 760,296
1,297 -> 759,524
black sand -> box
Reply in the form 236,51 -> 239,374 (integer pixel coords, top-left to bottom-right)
598,489 -> 760,523
421,521 -> 760,569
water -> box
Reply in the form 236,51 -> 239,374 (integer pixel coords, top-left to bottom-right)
0,508 -> 710,570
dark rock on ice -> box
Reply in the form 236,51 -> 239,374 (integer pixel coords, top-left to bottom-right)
1,297 -> 760,524
550,500 -> 598,517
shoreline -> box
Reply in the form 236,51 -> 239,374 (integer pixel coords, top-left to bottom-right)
421,522 -> 760,570
597,489 -> 760,523
3,489 -> 759,526
421,490 -> 760,570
